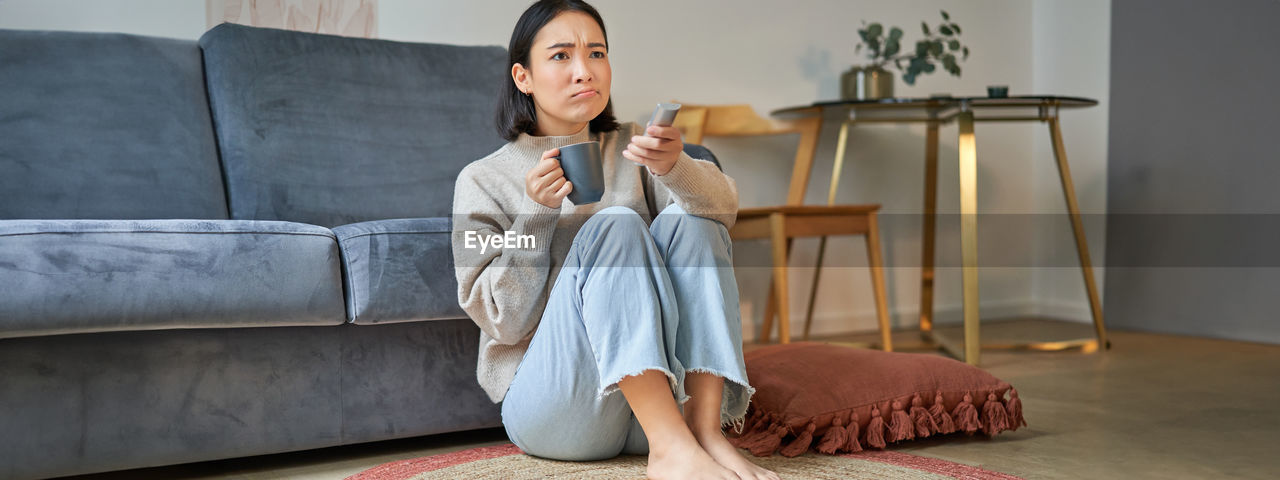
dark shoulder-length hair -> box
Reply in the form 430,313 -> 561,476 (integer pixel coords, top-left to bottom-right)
496,0 -> 620,141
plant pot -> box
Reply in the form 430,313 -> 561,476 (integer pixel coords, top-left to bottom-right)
841,65 -> 894,100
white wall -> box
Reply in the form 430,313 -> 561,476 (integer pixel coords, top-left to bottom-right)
1030,0 -> 1111,325
0,0 -> 205,39
0,0 -> 1112,340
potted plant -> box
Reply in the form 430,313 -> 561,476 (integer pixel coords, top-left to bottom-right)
842,10 -> 971,100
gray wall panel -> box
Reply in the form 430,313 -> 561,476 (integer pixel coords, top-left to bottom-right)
1106,0 -> 1280,344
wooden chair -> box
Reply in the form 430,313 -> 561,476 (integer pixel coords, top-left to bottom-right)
672,103 -> 892,350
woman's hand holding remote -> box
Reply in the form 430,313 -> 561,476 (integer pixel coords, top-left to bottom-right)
625,125 -> 683,176
526,148 -> 573,209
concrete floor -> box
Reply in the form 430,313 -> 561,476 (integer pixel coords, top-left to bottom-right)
62,319 -> 1280,479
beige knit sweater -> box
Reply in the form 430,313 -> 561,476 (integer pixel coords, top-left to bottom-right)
451,121 -> 738,403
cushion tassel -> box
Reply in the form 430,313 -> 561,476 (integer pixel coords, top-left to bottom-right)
982,392 -> 1010,436
728,412 -> 772,449
888,400 -> 915,442
1004,388 -> 1026,431
815,415 -> 848,454
779,422 -> 816,457
952,393 -> 981,435
930,392 -> 957,435
864,406 -> 887,449
747,424 -> 786,457
910,394 -> 938,438
843,412 -> 863,452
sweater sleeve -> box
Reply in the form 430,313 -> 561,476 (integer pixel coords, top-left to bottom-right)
647,138 -> 740,229
452,164 -> 560,345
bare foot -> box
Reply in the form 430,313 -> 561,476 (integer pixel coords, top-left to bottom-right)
693,429 -> 781,480
647,436 -> 740,480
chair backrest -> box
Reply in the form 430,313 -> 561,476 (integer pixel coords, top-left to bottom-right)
671,102 -> 825,207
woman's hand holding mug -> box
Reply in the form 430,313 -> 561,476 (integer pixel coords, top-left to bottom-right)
624,125 -> 683,176
526,147 -> 573,209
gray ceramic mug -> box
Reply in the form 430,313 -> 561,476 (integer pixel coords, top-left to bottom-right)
556,141 -> 604,205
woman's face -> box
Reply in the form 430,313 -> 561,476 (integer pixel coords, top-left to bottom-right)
513,11 -> 611,136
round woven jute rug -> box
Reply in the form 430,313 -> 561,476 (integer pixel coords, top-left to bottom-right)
346,443 -> 1023,480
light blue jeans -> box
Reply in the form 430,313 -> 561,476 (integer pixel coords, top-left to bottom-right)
501,203 -> 753,461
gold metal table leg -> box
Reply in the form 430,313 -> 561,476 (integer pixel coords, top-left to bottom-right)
806,107 -> 1106,360
924,116 -> 1107,359
804,121 -> 852,341
957,111 -> 981,365
828,121 -> 852,206
1048,117 -> 1110,350
920,122 -> 939,340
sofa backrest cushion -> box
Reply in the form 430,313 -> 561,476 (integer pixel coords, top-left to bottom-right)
0,29 -> 229,220
198,23 -> 508,227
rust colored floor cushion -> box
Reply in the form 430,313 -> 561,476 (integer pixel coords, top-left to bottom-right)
727,342 -> 1026,457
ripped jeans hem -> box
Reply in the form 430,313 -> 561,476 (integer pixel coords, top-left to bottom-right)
599,367 -> 690,405
685,367 -> 756,435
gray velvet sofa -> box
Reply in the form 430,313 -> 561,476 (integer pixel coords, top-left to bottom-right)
0,23 -> 720,479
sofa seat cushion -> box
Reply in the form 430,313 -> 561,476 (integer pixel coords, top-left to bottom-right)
0,219 -> 346,339
332,218 -> 464,324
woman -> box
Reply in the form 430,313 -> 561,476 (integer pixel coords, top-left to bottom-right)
452,1 -> 778,479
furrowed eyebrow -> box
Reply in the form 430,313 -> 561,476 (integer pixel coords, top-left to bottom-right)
546,42 -> 608,50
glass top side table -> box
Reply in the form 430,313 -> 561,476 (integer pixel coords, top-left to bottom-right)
771,96 -> 1109,365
